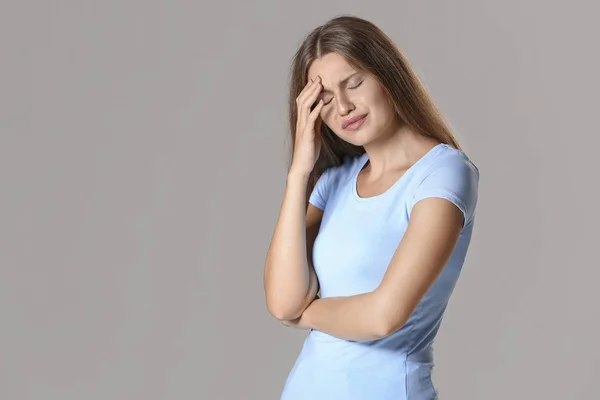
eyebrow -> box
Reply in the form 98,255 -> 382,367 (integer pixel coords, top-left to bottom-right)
317,72 -> 361,94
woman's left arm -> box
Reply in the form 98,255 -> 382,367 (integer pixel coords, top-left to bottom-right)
282,197 -> 464,341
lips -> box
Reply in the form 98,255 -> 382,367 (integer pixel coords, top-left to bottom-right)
342,114 -> 368,129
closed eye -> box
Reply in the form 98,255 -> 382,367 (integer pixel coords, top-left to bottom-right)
321,81 -> 363,105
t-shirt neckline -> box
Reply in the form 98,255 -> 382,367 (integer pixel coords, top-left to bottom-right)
352,143 -> 447,202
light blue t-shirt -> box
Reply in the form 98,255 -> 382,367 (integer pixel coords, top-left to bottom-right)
280,143 -> 479,400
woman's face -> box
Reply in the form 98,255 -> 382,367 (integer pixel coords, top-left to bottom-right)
307,52 -> 398,146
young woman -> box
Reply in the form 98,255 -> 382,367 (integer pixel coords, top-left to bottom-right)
264,15 -> 479,400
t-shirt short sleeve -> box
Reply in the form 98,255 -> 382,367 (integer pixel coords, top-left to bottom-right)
410,154 -> 479,228
308,168 -> 332,210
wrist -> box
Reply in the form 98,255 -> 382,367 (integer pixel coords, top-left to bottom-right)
303,299 -> 318,329
287,167 -> 311,182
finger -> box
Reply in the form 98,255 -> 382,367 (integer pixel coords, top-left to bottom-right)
296,78 -> 315,101
307,99 -> 324,123
296,78 -> 317,109
298,86 -> 322,125
298,79 -> 322,114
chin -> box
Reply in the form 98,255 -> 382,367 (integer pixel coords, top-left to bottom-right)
331,126 -> 372,145
341,135 -> 370,147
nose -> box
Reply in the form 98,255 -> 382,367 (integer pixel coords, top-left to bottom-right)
336,93 -> 355,116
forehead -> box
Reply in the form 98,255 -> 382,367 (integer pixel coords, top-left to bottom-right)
307,52 -> 357,82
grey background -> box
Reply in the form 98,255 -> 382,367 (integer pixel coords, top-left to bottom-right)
1,1 -> 598,399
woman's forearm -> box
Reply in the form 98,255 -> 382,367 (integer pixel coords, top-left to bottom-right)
303,292 -> 389,341
264,170 -> 316,320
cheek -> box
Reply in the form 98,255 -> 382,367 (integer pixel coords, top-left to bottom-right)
320,111 -> 343,136
366,90 -> 389,108
321,107 -> 335,124
369,94 -> 395,120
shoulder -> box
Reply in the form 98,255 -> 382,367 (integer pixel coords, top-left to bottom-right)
411,144 -> 480,228
412,145 -> 480,197
322,152 -> 365,181
309,153 -> 363,209
421,144 -> 479,179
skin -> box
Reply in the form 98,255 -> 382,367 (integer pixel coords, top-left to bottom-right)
280,52 -> 465,341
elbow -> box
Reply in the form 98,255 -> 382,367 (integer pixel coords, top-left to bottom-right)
267,306 -> 301,322
372,314 -> 408,339
265,297 -> 303,321
371,293 -> 410,339
264,273 -> 316,321
373,317 -> 405,339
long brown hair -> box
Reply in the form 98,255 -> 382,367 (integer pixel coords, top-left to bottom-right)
287,15 -> 462,206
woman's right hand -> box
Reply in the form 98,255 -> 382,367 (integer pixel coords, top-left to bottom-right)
290,76 -> 326,176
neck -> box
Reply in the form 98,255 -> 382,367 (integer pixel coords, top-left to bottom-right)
361,123 -> 440,178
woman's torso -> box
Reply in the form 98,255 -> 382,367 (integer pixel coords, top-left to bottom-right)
281,143 -> 478,399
